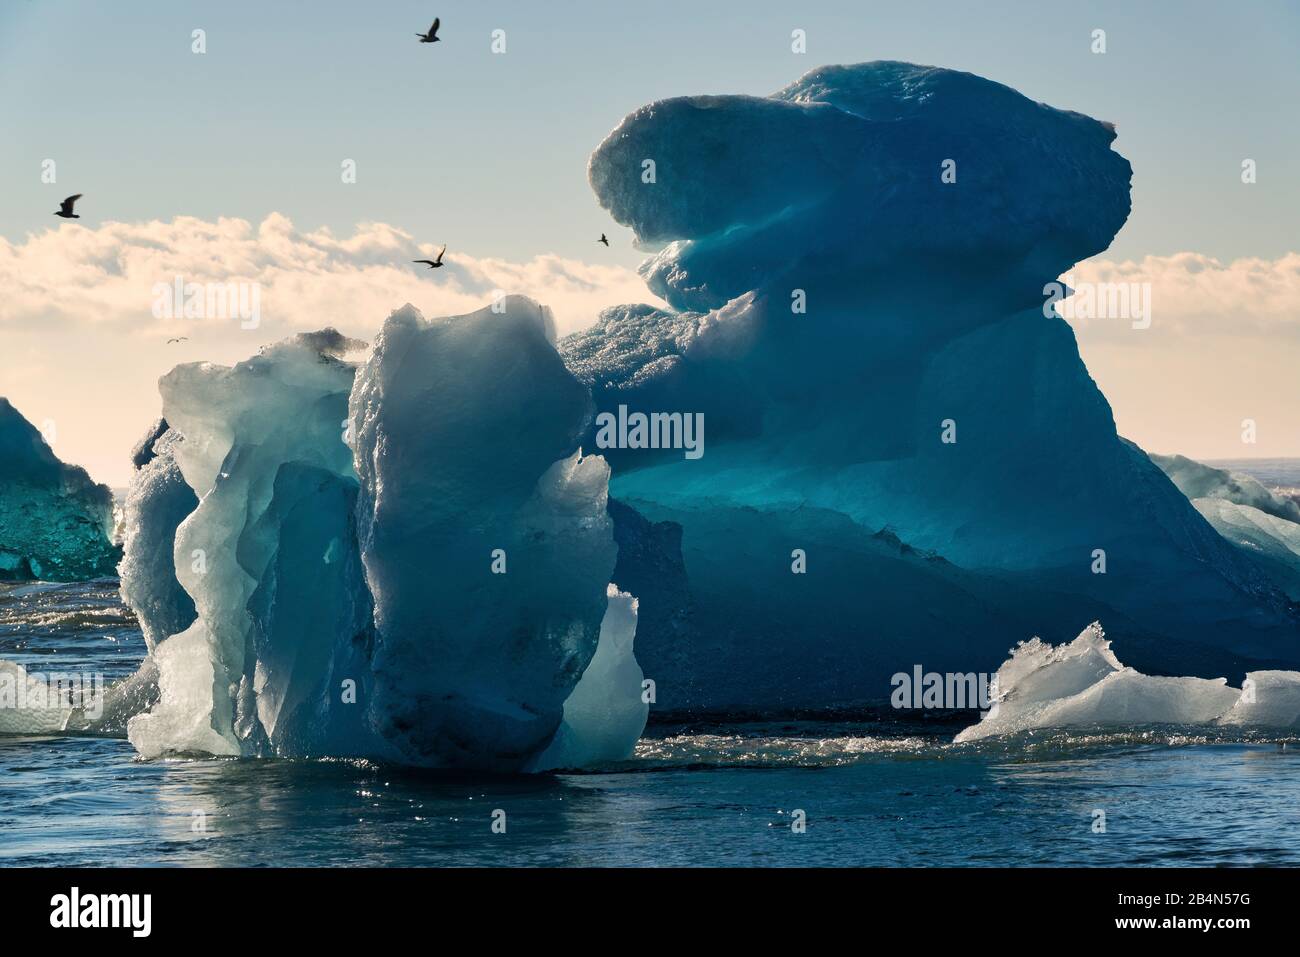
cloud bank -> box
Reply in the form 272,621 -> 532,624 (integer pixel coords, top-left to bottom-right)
0,213 -> 654,340
1062,252 -> 1300,339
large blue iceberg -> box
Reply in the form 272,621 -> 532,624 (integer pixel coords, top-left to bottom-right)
106,61 -> 1299,765
566,61 -> 1299,710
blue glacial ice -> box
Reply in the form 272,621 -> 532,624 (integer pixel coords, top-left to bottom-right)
126,329 -> 363,758
0,398 -> 120,581
120,308 -> 647,769
565,60 -> 1300,711
349,301 -> 622,768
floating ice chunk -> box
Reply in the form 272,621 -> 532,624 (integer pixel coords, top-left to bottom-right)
982,624 -> 1124,709
956,623 -> 1285,742
0,660 -> 74,734
532,585 -> 647,770
1219,671 -> 1300,728
0,651 -> 156,738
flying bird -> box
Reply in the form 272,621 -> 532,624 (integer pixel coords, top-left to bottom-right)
167,337 -> 188,344
413,245 -> 446,269
598,233 -> 610,247
416,18 -> 440,43
54,194 -> 82,219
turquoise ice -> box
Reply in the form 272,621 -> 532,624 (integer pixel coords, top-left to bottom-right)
566,61 -> 1299,709
0,398 -> 119,582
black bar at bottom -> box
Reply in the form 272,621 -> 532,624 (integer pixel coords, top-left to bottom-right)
0,867 -> 1278,940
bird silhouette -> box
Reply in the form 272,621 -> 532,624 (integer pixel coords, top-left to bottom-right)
413,245 -> 446,269
166,337 -> 188,344
598,233 -> 610,247
54,194 -> 82,219
416,18 -> 440,43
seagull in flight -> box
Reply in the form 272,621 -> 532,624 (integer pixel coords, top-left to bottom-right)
167,337 -> 188,344
416,18 -> 441,43
413,245 -> 446,269
54,194 -> 82,219
598,233 -> 610,247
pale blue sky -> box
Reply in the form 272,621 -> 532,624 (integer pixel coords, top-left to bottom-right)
2,0 -> 1297,265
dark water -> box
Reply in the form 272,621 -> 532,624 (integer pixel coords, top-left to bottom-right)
3,580 -> 1300,867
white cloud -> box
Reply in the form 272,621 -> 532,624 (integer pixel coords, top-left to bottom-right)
1061,252 -> 1300,339
0,213 -> 656,340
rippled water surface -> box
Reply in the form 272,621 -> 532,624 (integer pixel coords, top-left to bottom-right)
3,580 -> 1299,867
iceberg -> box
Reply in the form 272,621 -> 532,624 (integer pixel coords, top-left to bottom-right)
87,61 -> 1300,767
955,622 -> 1300,742
120,308 -> 647,769
0,398 -> 120,581
562,61 -> 1300,711
1152,453 -> 1300,600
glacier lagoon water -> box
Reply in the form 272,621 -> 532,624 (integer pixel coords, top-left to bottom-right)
4,577 -> 1300,867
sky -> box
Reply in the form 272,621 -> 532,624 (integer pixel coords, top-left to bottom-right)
1,0 -> 1298,486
